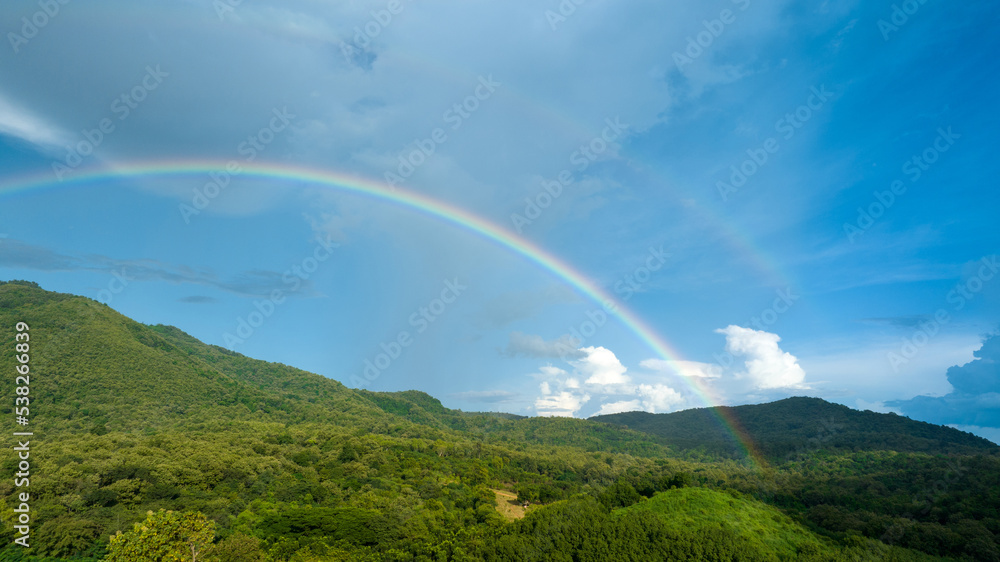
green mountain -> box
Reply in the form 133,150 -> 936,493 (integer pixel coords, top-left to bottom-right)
0,280 -> 670,456
1,280 -> 998,561
592,396 -> 998,460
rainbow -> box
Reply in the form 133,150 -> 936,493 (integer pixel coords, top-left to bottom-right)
0,160 -> 768,466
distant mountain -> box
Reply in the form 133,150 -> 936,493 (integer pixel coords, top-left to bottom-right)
3,280 -> 999,561
592,396 -> 999,460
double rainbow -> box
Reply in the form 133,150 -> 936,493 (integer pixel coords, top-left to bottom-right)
1,160 -> 767,466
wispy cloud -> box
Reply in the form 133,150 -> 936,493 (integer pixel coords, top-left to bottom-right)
179,295 -> 219,304
450,390 -> 520,404
859,316 -> 932,329
0,93 -> 69,148
503,331 -> 584,359
0,238 -> 315,298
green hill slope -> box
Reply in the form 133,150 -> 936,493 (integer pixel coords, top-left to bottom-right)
615,487 -> 950,561
0,280 -> 996,561
618,487 -> 827,557
0,281 -> 673,453
592,396 -> 998,460
485,488 -> 949,561
0,281 -> 384,436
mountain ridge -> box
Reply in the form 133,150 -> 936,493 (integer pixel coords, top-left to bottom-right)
592,396 -> 998,460
2,280 -> 999,561
2,279 -> 994,459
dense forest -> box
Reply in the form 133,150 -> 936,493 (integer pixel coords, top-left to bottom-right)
1,280 -> 998,561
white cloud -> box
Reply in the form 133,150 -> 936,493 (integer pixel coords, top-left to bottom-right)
533,328 -> 806,417
0,94 -> 68,148
539,365 -> 567,377
637,383 -> 684,412
535,390 -> 591,417
527,344 -> 688,417
641,358 -> 722,379
588,384 -> 684,417
575,346 -> 631,388
534,364 -> 593,416
594,400 -> 642,416
716,325 -> 807,389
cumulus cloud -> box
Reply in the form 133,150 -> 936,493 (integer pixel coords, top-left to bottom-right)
889,333 -> 1000,433
592,384 -> 685,416
535,383 -> 590,417
504,332 -> 584,359
594,400 -> 642,416
637,383 -> 684,412
716,325 -> 807,389
943,334 -> 1000,396
574,346 -> 631,388
525,327 -> 809,418
527,344 -> 686,417
533,364 -> 590,416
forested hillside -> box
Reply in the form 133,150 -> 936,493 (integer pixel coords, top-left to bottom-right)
592,397 -> 997,460
1,280 -> 998,561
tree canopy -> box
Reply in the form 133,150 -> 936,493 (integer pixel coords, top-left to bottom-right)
0,282 -> 996,561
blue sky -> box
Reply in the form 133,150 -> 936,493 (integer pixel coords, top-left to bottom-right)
1,0 -> 999,442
